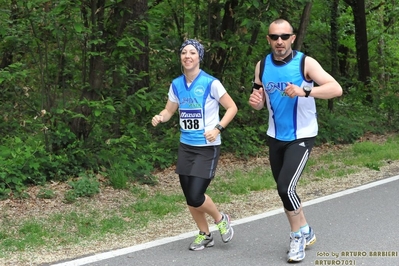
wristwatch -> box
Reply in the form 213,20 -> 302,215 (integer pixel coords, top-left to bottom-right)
214,124 -> 225,133
303,86 -> 312,98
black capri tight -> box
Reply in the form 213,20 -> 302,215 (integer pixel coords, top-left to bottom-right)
268,137 -> 315,211
179,175 -> 211,207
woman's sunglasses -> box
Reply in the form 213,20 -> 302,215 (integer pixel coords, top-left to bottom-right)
268,34 -> 293,41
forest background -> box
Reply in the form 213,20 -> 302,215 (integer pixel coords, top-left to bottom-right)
0,0 -> 398,199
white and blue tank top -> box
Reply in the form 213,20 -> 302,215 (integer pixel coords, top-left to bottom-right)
261,51 -> 317,141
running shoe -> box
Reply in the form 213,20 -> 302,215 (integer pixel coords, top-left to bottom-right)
216,212 -> 234,243
304,227 -> 316,247
189,232 -> 214,251
287,233 -> 306,262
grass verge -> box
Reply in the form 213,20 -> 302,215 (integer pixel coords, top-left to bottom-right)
0,134 -> 399,261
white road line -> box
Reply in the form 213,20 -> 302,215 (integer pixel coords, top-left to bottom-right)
51,174 -> 399,266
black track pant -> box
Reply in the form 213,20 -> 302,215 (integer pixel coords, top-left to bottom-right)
268,137 -> 315,211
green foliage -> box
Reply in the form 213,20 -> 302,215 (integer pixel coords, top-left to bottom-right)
133,193 -> 184,217
0,137 -> 47,195
216,167 -> 275,195
37,188 -> 56,199
219,91 -> 269,157
207,166 -> 275,203
316,94 -> 395,145
64,173 -> 100,203
350,135 -> 399,169
310,134 -> 399,179
106,167 -> 129,190
1,0 -> 399,197
63,190 -> 77,204
1,136 -> 399,259
317,107 -> 365,145
364,162 -> 380,171
68,175 -> 100,198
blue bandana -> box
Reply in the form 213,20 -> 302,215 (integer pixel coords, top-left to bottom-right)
179,39 -> 204,61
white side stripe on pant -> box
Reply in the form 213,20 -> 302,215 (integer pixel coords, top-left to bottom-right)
287,149 -> 309,210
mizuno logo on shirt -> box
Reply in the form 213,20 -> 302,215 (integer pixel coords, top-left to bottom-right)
180,109 -> 203,118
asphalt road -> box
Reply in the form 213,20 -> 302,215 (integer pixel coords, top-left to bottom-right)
51,175 -> 399,266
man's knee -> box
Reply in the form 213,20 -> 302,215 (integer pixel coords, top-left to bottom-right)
277,185 -> 289,200
277,186 -> 300,211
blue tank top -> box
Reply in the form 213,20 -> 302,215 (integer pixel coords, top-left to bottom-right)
261,51 -> 317,141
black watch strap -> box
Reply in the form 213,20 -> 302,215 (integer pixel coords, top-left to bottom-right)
215,124 -> 225,133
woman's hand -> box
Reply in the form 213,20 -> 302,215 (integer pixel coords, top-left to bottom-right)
204,128 -> 220,142
152,115 -> 163,127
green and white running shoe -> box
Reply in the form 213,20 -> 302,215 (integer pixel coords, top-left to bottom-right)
189,232 -> 214,251
216,212 -> 234,243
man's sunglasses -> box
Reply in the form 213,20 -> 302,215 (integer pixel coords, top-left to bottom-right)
268,34 -> 293,41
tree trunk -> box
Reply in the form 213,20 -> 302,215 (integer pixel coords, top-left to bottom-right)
0,0 -> 17,69
328,0 -> 340,111
71,0 -> 106,140
377,5 -> 386,87
294,2 -> 312,51
343,0 -> 372,103
208,0 -> 238,77
240,26 -> 260,86
128,0 -> 149,95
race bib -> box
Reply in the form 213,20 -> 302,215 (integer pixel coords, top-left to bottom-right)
179,109 -> 204,130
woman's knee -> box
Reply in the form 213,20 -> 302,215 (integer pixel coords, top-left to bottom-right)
179,175 -> 210,207
186,194 -> 206,207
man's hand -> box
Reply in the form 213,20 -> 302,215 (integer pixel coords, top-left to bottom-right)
249,88 -> 264,109
284,83 -> 305,98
